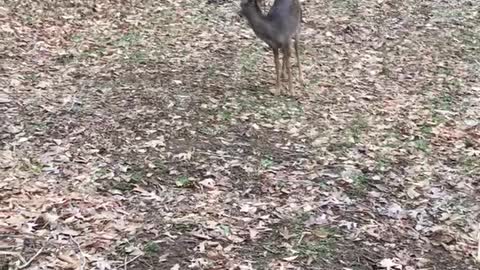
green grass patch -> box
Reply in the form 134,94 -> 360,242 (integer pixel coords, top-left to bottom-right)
19,158 -> 43,175
219,110 -> 233,121
413,138 -> 430,153
115,31 -> 143,48
375,155 -> 392,172
124,50 -> 149,64
175,176 -> 194,188
297,237 -> 336,259
112,181 -> 135,192
347,116 -> 369,143
144,241 -> 160,254
349,174 -> 369,196
239,46 -> 263,76
460,156 -> 480,175
260,156 -> 274,169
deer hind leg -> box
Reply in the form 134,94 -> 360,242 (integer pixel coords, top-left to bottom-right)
294,33 -> 303,85
282,45 -> 292,95
281,54 -> 287,80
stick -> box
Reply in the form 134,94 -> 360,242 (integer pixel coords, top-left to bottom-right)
70,235 -> 86,270
477,223 -> 480,263
262,245 -> 281,255
124,254 -> 142,268
0,251 -> 26,264
18,237 -> 49,270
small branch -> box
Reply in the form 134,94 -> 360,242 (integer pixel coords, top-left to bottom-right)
296,232 -> 310,246
70,235 -> 86,270
124,254 -> 142,268
0,90 -> 26,109
18,247 -> 45,269
0,234 -> 38,239
477,223 -> 480,263
18,236 -> 51,270
262,245 -> 281,255
0,251 -> 26,264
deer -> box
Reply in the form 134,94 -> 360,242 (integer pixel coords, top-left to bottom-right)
239,0 -> 303,96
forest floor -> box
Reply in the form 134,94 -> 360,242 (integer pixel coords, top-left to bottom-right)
1,0 -> 479,269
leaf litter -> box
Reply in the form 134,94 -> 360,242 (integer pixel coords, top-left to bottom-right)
0,0 -> 479,269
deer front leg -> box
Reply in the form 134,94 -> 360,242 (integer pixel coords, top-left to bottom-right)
273,48 -> 281,95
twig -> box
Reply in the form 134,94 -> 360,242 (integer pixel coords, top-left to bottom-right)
19,248 -> 45,269
0,234 -> 39,239
0,251 -> 26,264
0,89 -> 26,109
262,245 -> 281,255
477,223 -> 480,263
70,235 -> 86,270
18,236 -> 51,269
124,254 -> 142,268
296,232 -> 310,246
66,93 -> 78,112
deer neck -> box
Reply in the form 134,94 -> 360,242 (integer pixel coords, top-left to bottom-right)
243,6 -> 274,44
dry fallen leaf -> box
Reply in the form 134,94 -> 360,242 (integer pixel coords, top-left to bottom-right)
199,178 -> 216,189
